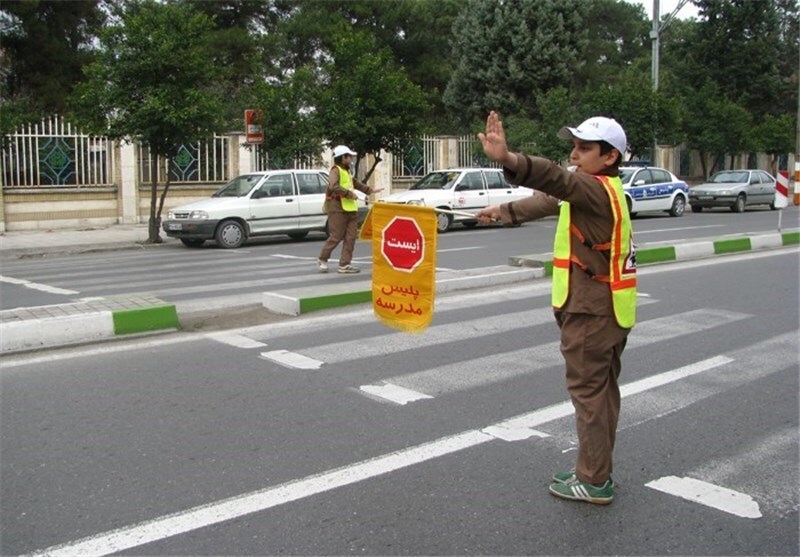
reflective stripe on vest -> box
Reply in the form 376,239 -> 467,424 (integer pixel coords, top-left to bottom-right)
337,166 -> 359,212
551,175 -> 637,328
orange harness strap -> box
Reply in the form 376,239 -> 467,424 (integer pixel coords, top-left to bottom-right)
569,224 -> 612,251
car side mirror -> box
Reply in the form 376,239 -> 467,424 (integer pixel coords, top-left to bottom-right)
251,189 -> 266,199
455,184 -> 469,192
635,179 -> 646,186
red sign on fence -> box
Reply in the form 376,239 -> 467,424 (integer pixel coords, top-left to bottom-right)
244,110 -> 264,145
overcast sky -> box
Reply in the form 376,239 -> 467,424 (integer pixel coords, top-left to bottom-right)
628,0 -> 701,20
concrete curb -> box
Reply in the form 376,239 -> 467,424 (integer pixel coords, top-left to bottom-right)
263,266 -> 542,316
508,231 -> 799,275
0,296 -> 178,354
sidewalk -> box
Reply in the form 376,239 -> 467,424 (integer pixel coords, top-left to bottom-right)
0,223 -> 173,258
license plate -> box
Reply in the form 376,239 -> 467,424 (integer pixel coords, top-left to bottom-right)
167,223 -> 182,231
698,196 -> 713,200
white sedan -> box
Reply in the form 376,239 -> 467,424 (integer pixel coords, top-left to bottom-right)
383,168 -> 533,232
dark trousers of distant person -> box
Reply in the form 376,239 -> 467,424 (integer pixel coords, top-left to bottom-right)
555,311 -> 629,484
319,210 -> 358,267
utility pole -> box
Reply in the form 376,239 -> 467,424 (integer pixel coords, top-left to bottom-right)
650,0 -> 689,166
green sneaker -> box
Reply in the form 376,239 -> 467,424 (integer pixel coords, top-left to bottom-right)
549,478 -> 614,505
552,470 -> 615,488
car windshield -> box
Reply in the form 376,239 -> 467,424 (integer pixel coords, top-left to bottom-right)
618,168 -> 638,183
409,171 -> 460,190
709,171 -> 749,184
213,175 -> 263,197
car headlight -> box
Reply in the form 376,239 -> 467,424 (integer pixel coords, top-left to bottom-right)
407,199 -> 426,206
168,211 -> 175,219
190,210 -> 209,219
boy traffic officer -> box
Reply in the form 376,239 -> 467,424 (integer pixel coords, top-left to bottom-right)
476,111 -> 637,505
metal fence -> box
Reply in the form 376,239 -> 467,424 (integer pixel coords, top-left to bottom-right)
392,135 -> 438,178
457,135 -> 500,169
1,115 -> 114,188
249,144 -> 322,172
138,135 -> 228,185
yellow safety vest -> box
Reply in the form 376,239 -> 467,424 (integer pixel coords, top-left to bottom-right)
336,166 -> 359,212
551,175 -> 637,328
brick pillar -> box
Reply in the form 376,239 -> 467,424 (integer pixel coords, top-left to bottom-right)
118,141 -> 139,224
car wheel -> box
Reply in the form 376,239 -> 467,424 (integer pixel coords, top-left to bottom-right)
436,209 -> 452,233
769,200 -> 777,210
180,238 -> 205,248
288,231 -> 309,240
691,205 -> 703,213
215,219 -> 245,248
731,194 -> 746,213
668,194 -> 686,217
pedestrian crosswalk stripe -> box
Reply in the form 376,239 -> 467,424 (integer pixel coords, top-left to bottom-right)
206,333 -> 267,349
260,350 -> 324,370
296,297 -> 660,365
354,309 -> 749,403
646,476 -> 762,518
359,383 -> 434,405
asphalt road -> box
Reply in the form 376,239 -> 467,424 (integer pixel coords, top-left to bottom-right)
1,205 -> 798,312
1,248 -> 798,556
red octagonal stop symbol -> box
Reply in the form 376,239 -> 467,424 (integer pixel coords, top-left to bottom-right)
381,216 -> 425,272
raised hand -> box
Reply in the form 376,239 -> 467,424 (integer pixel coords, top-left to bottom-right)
477,111 -> 509,163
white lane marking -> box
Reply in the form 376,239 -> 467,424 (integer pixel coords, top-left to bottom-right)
206,333 -> 266,349
438,246 -> 484,253
359,383 -> 434,405
635,225 -> 723,235
482,425 -> 550,442
272,254 -> 317,260
260,350 -> 324,370
0,334 -> 203,370
485,355 -> 731,441
29,353 -> 741,555
352,309 -> 742,400
646,476 -> 762,519
0,275 -> 78,295
29,430 -> 493,557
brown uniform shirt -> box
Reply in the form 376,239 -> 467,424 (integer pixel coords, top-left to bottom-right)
499,153 -> 620,317
326,165 -> 373,213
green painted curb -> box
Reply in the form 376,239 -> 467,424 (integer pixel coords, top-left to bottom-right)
543,260 -> 554,277
636,246 -> 677,265
782,232 -> 799,245
714,237 -> 752,254
113,305 -> 178,335
299,290 -> 372,314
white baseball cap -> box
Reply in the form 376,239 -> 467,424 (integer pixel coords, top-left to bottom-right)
557,116 -> 627,154
333,145 -> 357,158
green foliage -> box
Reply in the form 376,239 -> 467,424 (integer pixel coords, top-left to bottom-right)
0,0 -> 106,116
70,0 -> 225,157
316,32 -> 429,178
253,66 -> 325,168
444,0 -> 587,125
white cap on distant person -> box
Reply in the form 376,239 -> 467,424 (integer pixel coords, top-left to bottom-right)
557,117 -> 627,155
333,145 -> 357,158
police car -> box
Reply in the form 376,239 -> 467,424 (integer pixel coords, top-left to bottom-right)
619,165 -> 689,217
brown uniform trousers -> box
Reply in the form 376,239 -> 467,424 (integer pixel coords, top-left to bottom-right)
556,311 -> 629,484
319,210 -> 359,267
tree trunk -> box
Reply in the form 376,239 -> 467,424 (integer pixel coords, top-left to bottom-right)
363,152 -> 383,183
156,161 -> 171,233
147,150 -> 160,243
699,151 -> 708,179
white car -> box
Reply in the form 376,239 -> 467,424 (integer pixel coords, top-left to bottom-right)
383,168 -> 534,232
619,165 -> 690,217
162,170 -> 368,248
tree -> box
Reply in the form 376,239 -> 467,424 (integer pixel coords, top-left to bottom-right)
751,114 -> 796,175
0,0 -> 106,133
683,82 -> 752,177
70,0 -> 225,243
315,32 -> 429,181
252,66 -> 325,169
582,70 -> 682,159
444,0 -> 587,126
